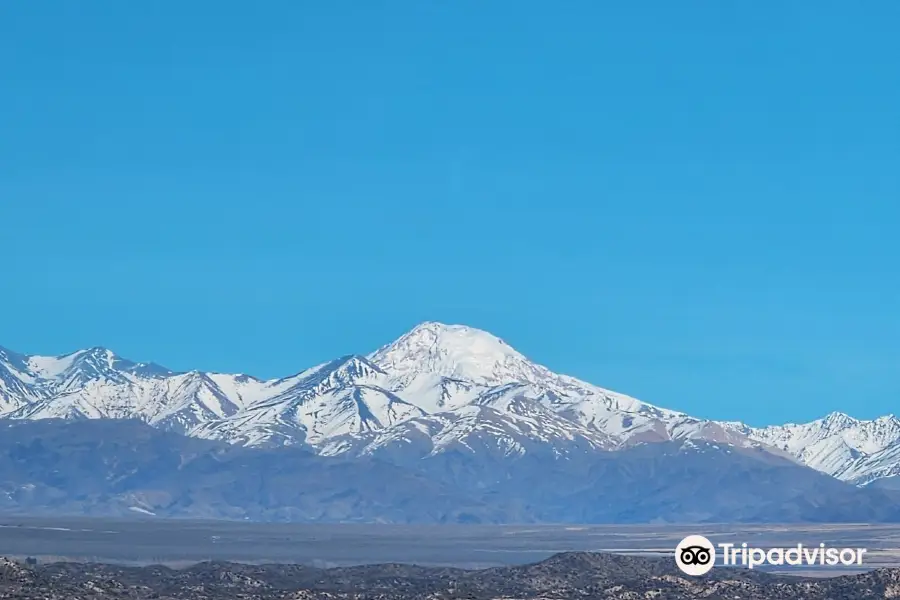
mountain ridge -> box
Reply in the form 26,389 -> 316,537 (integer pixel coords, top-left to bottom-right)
1,321 -> 897,487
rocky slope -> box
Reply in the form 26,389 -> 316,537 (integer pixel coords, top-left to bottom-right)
2,418 -> 899,523
5,552 -> 900,599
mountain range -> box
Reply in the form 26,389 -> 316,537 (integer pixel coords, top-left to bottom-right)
1,321 -> 899,522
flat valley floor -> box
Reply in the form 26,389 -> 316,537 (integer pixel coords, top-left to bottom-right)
3,517 -> 900,577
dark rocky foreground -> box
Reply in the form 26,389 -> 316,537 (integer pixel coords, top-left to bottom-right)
3,552 -> 900,599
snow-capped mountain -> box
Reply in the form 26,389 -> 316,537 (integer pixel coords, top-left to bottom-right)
191,355 -> 426,447
739,412 -> 900,482
363,322 -> 760,450
317,383 -> 618,463
2,347 -> 248,434
0,322 -> 896,486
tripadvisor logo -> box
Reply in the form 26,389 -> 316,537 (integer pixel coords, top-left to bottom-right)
675,535 -> 716,576
674,535 -> 868,576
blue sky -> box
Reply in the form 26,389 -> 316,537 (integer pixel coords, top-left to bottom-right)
2,2 -> 898,426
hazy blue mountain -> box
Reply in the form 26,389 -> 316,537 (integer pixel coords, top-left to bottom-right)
0,419 -> 514,523
1,419 -> 899,524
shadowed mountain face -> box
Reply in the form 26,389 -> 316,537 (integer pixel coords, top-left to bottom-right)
0,419 -> 512,523
382,439 -> 900,524
5,552 -> 900,599
2,419 -> 899,524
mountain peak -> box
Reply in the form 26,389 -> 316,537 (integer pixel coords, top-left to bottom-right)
407,321 -> 508,342
368,322 -> 528,383
821,411 -> 859,427
16,346 -> 171,383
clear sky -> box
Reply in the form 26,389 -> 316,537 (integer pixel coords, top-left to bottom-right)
2,2 -> 898,426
